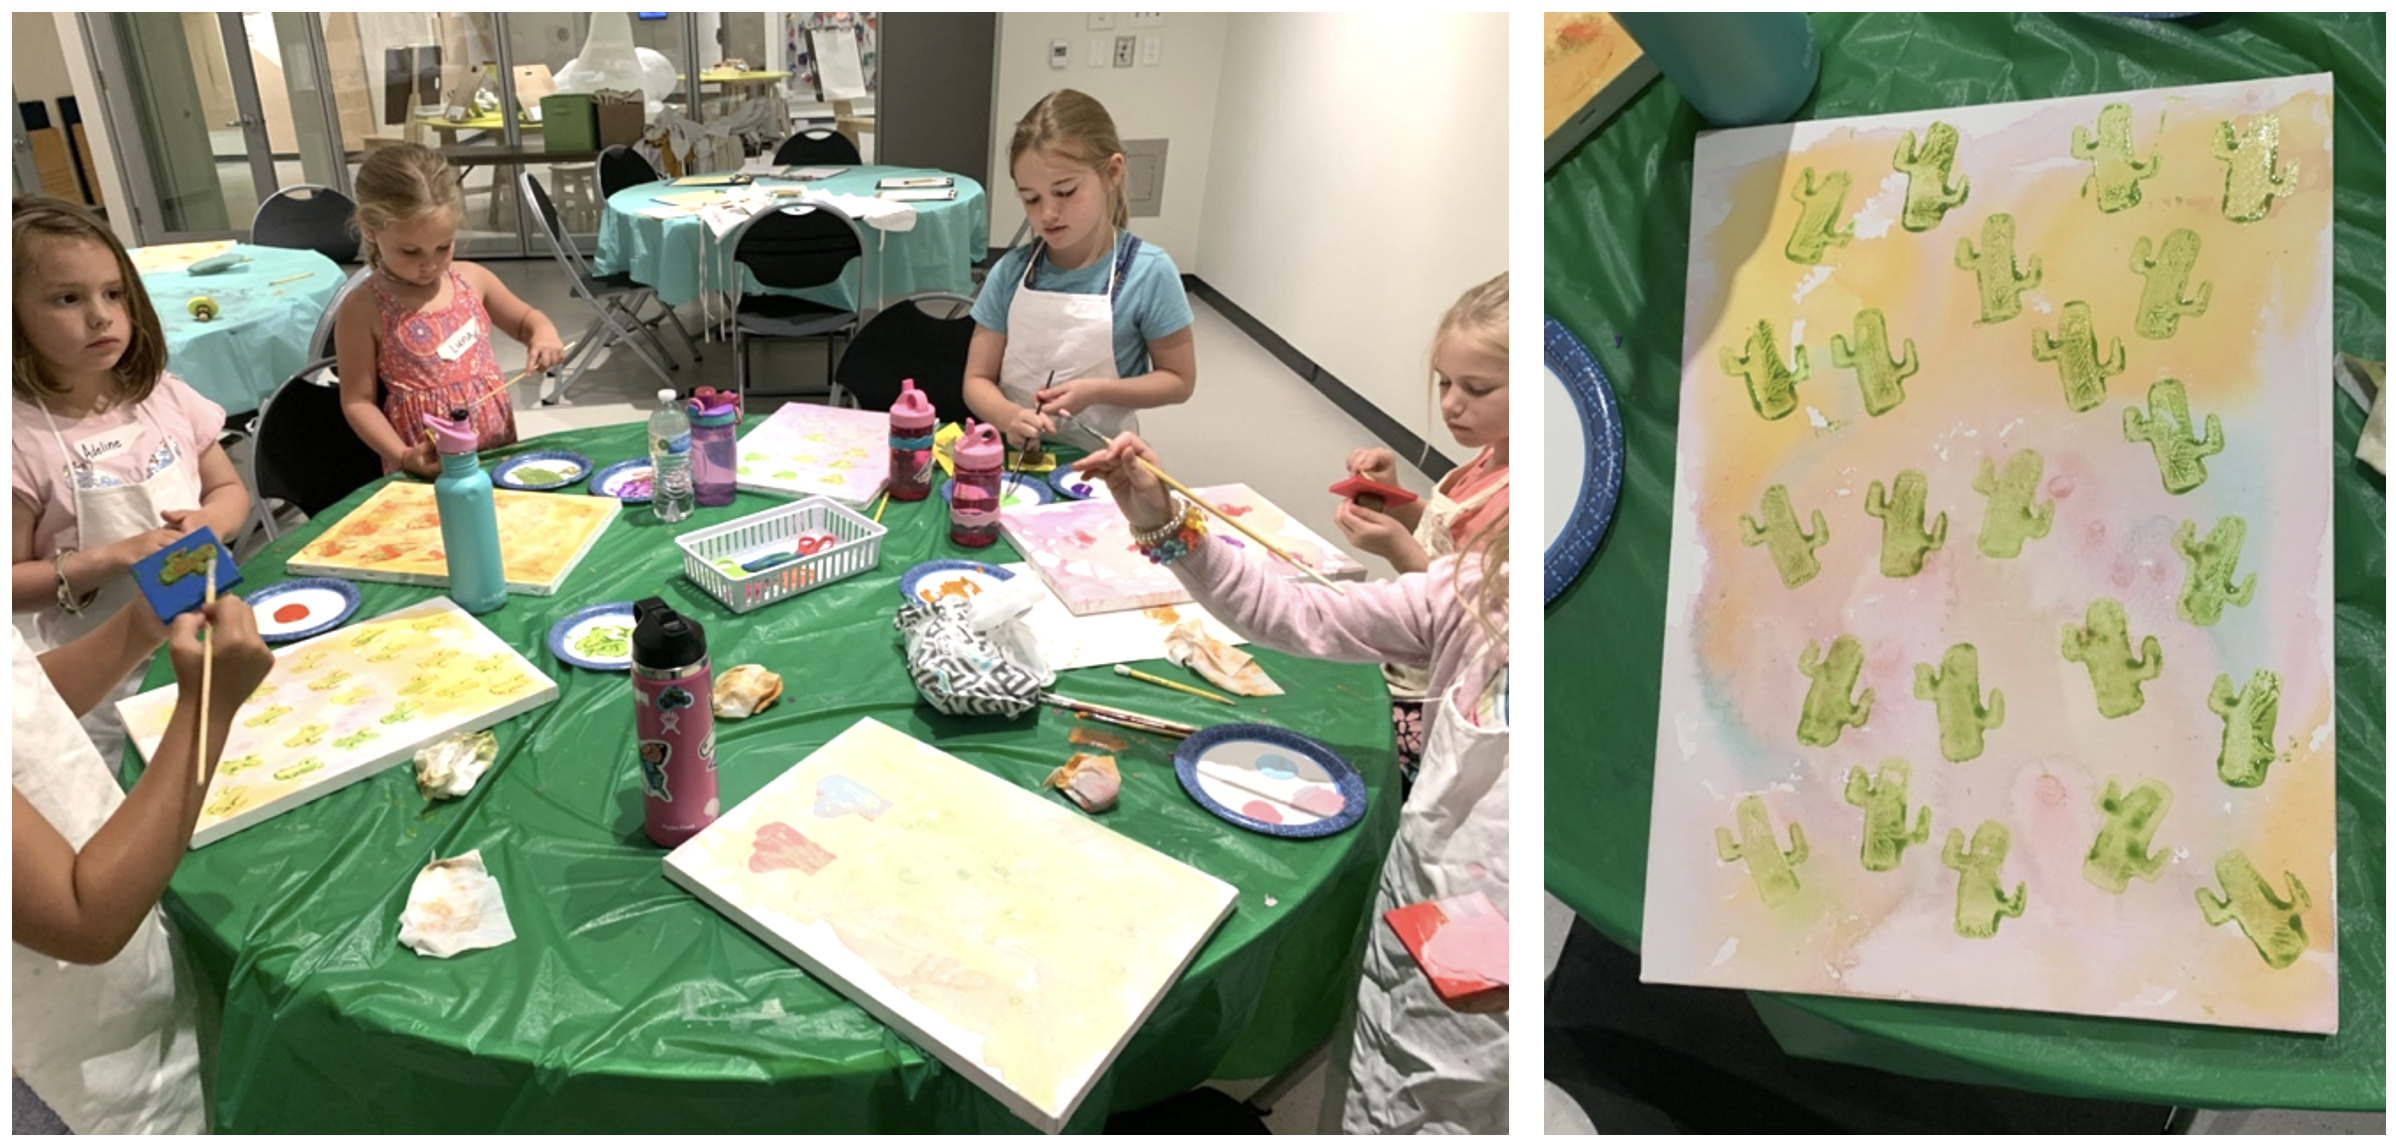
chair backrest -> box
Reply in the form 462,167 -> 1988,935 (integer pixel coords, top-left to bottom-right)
251,358 -> 386,519
307,267 -> 376,361
518,172 -> 601,294
833,292 -> 977,422
772,128 -> 862,168
251,184 -> 359,264
597,145 -> 661,198
728,204 -> 865,296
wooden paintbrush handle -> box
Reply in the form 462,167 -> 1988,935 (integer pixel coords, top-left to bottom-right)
1133,458 -> 1347,595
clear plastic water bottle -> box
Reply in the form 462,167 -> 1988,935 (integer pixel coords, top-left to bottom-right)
648,388 -> 695,523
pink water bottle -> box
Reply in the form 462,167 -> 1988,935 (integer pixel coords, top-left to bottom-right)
632,596 -> 715,847
687,388 -> 741,507
950,420 -> 1003,548
887,379 -> 936,502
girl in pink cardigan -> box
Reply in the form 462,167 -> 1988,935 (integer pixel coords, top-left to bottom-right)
1076,433 -> 1510,1134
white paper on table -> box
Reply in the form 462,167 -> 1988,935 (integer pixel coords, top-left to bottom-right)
997,563 -> 1246,672
810,28 -> 868,100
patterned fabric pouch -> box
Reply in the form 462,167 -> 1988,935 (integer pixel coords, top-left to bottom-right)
894,597 -> 1053,718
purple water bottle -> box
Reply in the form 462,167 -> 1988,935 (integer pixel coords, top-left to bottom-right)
688,388 -> 741,507
632,597 -> 716,847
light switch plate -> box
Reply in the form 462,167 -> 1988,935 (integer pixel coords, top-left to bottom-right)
1113,34 -> 1136,68
1140,35 -> 1160,66
1088,38 -> 1110,68
1088,13 -> 1115,30
1049,39 -> 1069,70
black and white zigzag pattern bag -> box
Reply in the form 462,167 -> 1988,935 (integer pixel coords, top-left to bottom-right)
895,596 -> 1052,718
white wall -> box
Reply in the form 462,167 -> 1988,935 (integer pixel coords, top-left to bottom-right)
14,13 -> 75,103
987,13 -> 1226,263
1197,12 -> 1508,456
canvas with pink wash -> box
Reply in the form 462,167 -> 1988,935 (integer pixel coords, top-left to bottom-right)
1001,483 -> 1366,616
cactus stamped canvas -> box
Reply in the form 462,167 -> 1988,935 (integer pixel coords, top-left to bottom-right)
1642,75 -> 2336,1033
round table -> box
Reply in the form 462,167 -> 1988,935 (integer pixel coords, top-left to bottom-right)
127,422 -> 1398,1133
139,244 -> 343,418
1544,11 -> 2385,1111
593,166 -> 988,312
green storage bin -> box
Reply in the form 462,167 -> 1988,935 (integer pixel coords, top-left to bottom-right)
541,94 -> 596,153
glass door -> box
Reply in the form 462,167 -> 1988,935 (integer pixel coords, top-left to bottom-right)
85,13 -> 282,241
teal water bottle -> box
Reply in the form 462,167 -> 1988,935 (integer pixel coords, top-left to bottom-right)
1612,13 -> 1820,128
424,409 -> 506,614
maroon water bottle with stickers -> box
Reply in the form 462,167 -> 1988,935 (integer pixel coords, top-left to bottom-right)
633,597 -> 716,847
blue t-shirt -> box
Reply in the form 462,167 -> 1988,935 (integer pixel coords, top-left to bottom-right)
970,232 -> 1194,379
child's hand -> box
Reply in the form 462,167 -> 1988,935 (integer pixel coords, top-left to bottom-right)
108,528 -> 185,572
1073,434 -> 1176,533
525,331 -> 567,372
399,438 -> 442,479
1335,499 -> 1415,561
999,405 -> 1055,449
1035,378 -> 1109,420
1346,447 -> 1401,487
169,596 -> 274,720
159,508 -> 208,537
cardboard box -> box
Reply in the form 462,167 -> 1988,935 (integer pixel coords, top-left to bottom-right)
541,93 -> 596,153
593,91 -> 645,148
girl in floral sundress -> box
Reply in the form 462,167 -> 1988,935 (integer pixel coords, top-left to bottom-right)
334,144 -> 564,477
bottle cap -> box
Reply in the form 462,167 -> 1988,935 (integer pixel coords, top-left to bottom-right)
956,419 -> 1004,469
657,388 -> 678,405
890,379 -> 934,421
632,596 -> 707,675
422,411 -> 478,455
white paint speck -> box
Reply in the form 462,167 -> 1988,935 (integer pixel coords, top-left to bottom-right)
1807,406 -> 1830,429
1792,266 -> 1835,303
1675,710 -> 1706,763
2000,417 -> 2025,438
1712,937 -> 1740,966
2309,722 -> 2330,750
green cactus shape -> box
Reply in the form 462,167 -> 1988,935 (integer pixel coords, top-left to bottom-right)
434,678 -> 483,700
1954,213 -> 2043,324
1797,635 -> 1875,747
381,700 -> 424,725
2070,102 -> 2160,213
2060,598 -> 2163,719
1842,758 -> 1932,872
2208,670 -> 2286,789
1715,794 -> 1808,908
2173,517 -> 2256,626
1828,308 -> 1918,417
1783,167 -> 1856,264
307,669 -> 353,692
282,722 -> 329,749
2083,778 -> 2173,894
2123,378 -> 2224,495
1891,121 -> 1970,232
2030,301 -> 2126,413
273,758 -> 327,783
1720,319 -> 1809,421
242,703 -> 294,728
2128,229 -> 2212,339
293,650 -> 331,673
399,673 -> 439,697
1738,485 -> 1829,589
1863,469 -> 1947,577
2196,850 -> 2310,969
419,649 -> 459,670
332,728 -> 382,751
1941,821 -> 2027,938
1971,449 -> 2054,559
2213,115 -> 2299,223
1912,644 -> 2004,763
218,753 -> 266,775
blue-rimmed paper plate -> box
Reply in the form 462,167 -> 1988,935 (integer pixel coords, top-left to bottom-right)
547,601 -> 637,671
1545,316 -> 1625,604
1174,724 -> 1366,839
491,450 -> 594,491
937,476 -> 1054,508
589,457 -> 655,503
245,577 -> 361,644
1046,464 -> 1112,501
898,559 -> 1014,606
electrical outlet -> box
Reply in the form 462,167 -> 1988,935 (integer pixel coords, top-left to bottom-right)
1049,39 -> 1069,70
1140,35 -> 1160,66
1088,38 -> 1110,68
1127,12 -> 1165,28
1088,13 -> 1114,30
1113,34 -> 1136,68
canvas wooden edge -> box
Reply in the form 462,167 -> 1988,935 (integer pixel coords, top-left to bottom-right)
732,474 -> 888,510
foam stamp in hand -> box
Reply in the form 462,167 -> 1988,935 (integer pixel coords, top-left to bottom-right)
130,526 -> 242,624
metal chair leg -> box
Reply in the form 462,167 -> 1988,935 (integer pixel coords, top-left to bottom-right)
656,300 -> 704,361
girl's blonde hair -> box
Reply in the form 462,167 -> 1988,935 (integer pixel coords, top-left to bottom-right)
351,143 -> 465,270
1440,272 -> 1509,662
12,196 -> 167,405
1435,271 -> 1508,362
1009,89 -> 1130,230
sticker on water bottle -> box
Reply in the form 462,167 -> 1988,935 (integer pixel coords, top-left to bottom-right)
638,740 -> 673,801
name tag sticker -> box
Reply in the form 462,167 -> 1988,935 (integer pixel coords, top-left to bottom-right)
437,322 -> 479,361
71,427 -> 138,465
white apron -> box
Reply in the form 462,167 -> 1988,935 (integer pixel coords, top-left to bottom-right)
1384,462 -> 1509,700
10,629 -> 209,1135
1326,675 -> 1511,1134
998,233 -> 1143,441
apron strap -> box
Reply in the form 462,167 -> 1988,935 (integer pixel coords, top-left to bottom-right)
1022,232 -> 1142,301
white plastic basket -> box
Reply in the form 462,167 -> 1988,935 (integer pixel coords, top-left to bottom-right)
674,497 -> 888,614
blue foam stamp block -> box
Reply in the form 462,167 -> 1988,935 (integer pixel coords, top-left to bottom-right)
128,526 -> 241,624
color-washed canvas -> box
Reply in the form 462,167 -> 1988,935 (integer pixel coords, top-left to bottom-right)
1001,484 -> 1366,617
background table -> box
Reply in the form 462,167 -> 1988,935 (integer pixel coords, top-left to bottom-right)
593,166 -> 988,312
1544,12 -> 2385,1112
141,244 -> 343,418
128,421 -> 1398,1133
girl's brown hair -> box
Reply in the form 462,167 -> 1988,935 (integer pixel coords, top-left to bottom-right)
12,196 -> 167,405
351,143 -> 465,270
1009,89 -> 1130,229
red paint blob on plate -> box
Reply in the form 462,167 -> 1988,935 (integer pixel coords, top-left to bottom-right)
1240,799 -> 1284,824
1292,786 -> 1346,818
273,602 -> 310,624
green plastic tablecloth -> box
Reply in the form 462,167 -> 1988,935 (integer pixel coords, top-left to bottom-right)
142,244 -> 343,417
129,422 -> 1397,1133
1544,12 -> 2385,1112
592,166 -> 989,311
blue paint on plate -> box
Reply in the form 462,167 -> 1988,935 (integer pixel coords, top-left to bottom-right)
1174,724 -> 1366,839
492,450 -> 594,491
1545,316 -> 1625,604
547,601 -> 637,671
244,577 -> 361,644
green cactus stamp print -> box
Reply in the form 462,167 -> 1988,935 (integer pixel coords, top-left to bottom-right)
1797,635 -> 1874,747
2030,301 -> 2126,413
2061,598 -> 2162,719
2128,229 -> 2211,339
2208,670 -> 2285,789
1842,758 -> 1931,872
1721,319 -> 1808,422
2124,379 -> 2224,495
1971,450 -> 2053,559
2213,115 -> 2299,223
2083,778 -> 2172,894
2173,517 -> 2255,626
1954,213 -> 2042,324
1784,167 -> 1856,264
1942,821 -> 2027,938
1913,644 -> 2003,763
1717,794 -> 1808,908
2196,851 -> 2310,969
1892,122 -> 1969,232
1829,309 -> 1917,417
2071,102 -> 2160,213
273,757 -> 327,783
1738,485 -> 1829,589
381,700 -> 424,725
1864,469 -> 1946,577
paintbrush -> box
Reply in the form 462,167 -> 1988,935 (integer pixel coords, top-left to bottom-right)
1133,459 -> 1348,595
1038,691 -> 1198,738
195,550 -> 217,786
1114,663 -> 1235,706
871,490 -> 890,523
1074,710 -> 1193,740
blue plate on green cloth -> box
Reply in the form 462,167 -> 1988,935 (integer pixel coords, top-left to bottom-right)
1174,724 -> 1366,839
492,450 -> 593,491
547,601 -> 637,671
1545,316 -> 1624,604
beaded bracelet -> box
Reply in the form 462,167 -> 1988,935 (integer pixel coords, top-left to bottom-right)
1132,497 -> 1208,566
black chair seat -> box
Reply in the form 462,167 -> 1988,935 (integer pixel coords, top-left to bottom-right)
252,359 -> 386,521
735,293 -> 857,339
832,292 -> 976,422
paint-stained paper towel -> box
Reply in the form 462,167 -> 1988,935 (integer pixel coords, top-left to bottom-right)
398,850 -> 516,958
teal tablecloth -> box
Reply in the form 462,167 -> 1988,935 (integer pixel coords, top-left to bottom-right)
127,422 -> 1398,1132
1545,11 -> 2385,1112
142,244 -> 343,417
593,166 -> 988,311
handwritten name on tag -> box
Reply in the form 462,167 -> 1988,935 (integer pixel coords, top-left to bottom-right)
437,322 -> 480,361
72,427 -> 139,465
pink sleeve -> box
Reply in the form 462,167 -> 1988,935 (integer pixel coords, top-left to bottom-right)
149,374 -> 228,453
1167,538 -> 1442,670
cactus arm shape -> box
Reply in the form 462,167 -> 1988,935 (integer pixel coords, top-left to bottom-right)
1843,759 -> 1933,872
1796,635 -> 1875,747
1971,450 -> 2054,558
2060,599 -> 2163,718
1913,644 -> 2004,763
2128,230 -> 2213,339
2213,116 -> 2300,223
1862,470 -> 1947,576
2196,851 -> 2311,968
1738,485 -> 1829,589
1829,309 -> 1919,417
2208,669 -> 2285,788
1722,321 -> 1809,421
1719,795 -> 1807,907
1892,123 -> 1970,232
2083,778 -> 2173,894
2072,103 -> 2161,212
2123,379 -> 2226,494
1941,823 -> 2027,938
1954,214 -> 2043,324
1784,167 -> 1857,264
2029,302 -> 2126,413
2172,517 -> 2257,626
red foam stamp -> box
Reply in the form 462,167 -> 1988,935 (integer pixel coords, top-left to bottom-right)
1329,476 -> 1418,513
1383,890 -> 1508,1010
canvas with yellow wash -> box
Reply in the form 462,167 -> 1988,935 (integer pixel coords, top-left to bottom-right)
287,482 -> 618,595
118,597 -> 558,847
1641,75 -> 2335,1033
663,717 -> 1239,1132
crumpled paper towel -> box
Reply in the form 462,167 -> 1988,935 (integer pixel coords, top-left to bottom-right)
398,850 -> 516,958
2334,354 -> 2384,475
1165,618 -> 1283,697
415,730 -> 496,800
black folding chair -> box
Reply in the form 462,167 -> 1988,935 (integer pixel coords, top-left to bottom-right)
246,358 -> 386,540
250,184 -> 359,264
598,145 -> 663,197
772,128 -> 863,169
726,203 -> 867,406
832,292 -> 976,422
521,171 -> 698,404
